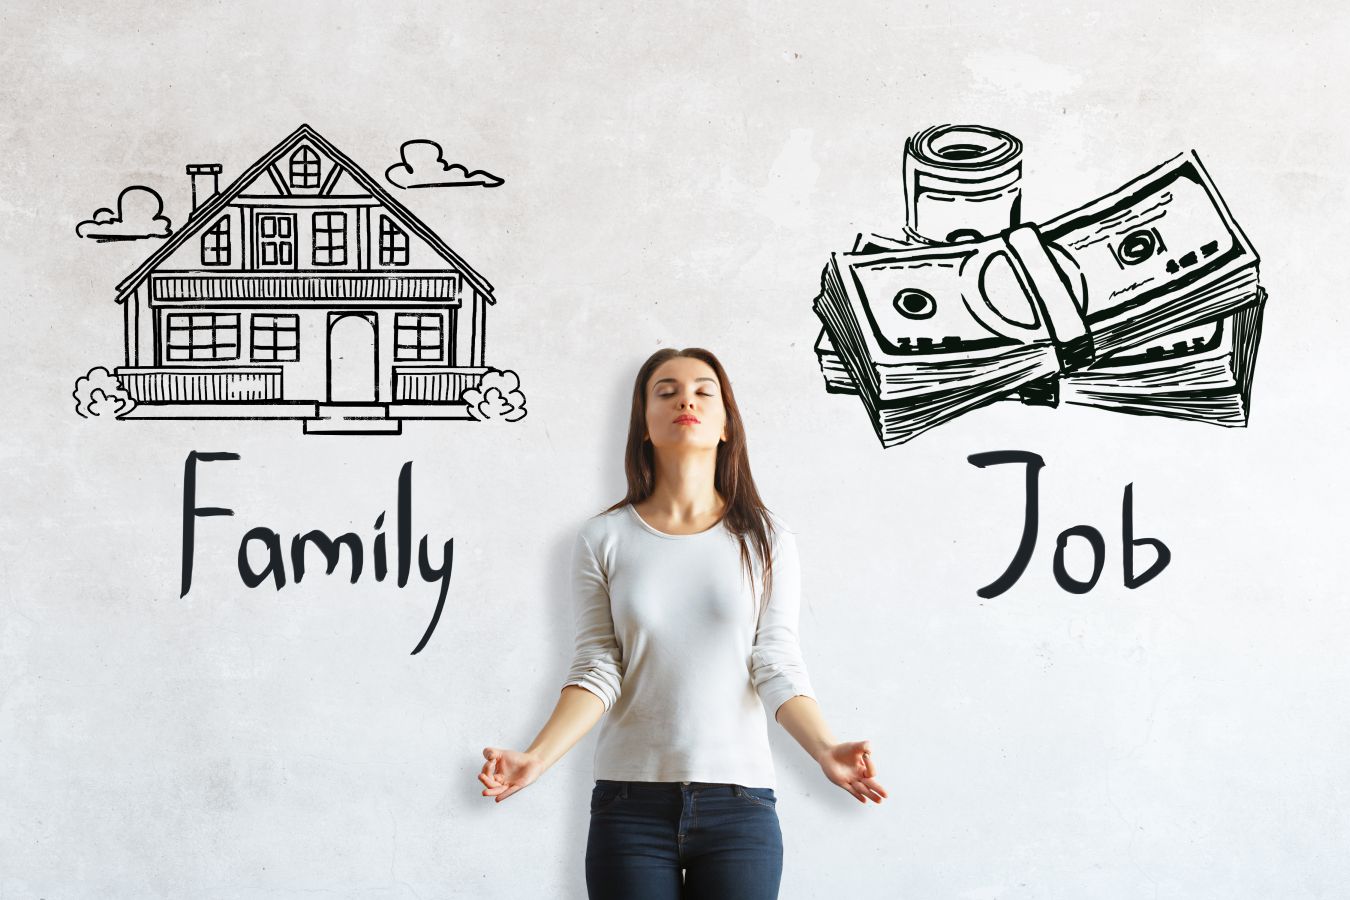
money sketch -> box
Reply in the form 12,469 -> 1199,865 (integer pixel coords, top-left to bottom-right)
72,123 -> 525,435
812,124 -> 1266,448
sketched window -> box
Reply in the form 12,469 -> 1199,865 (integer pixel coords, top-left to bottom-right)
290,146 -> 320,189
201,216 -> 230,266
165,313 -> 240,362
379,215 -> 409,266
312,211 -> 347,266
250,314 -> 300,362
394,313 -> 443,361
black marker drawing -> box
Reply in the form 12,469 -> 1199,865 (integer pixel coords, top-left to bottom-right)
812,124 -> 1266,447
181,451 -> 453,655
903,124 -> 1024,245
462,370 -> 526,421
76,185 -> 173,242
72,366 -> 137,418
385,139 -> 504,189
969,450 -> 1170,598
74,124 -> 525,435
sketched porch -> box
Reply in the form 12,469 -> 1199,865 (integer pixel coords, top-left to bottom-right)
116,271 -> 488,434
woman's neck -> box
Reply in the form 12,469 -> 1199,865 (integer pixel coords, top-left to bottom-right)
637,449 -> 725,530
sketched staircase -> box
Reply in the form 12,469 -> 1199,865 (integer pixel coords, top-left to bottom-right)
303,403 -> 402,435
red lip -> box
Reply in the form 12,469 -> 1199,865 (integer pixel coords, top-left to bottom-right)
674,416 -> 700,424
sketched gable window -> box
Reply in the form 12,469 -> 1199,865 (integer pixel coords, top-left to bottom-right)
312,211 -> 347,266
250,314 -> 300,362
290,146 -> 320,189
380,215 -> 409,266
395,312 -> 443,361
201,216 -> 230,266
165,313 -> 240,362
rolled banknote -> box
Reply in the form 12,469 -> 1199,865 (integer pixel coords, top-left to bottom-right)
904,124 -> 1023,244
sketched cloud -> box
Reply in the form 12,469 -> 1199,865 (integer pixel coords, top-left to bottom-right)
385,139 -> 504,189
76,186 -> 173,242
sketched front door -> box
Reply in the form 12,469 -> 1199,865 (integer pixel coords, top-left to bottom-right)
256,213 -> 296,268
327,312 -> 378,402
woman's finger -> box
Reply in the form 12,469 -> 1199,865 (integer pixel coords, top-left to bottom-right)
859,778 -> 886,802
847,777 -> 880,804
479,770 -> 508,790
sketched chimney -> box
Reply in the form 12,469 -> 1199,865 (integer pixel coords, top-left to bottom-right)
186,164 -> 222,213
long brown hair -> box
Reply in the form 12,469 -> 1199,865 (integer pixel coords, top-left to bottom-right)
604,348 -> 778,618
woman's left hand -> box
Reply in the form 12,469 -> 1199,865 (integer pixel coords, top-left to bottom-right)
814,740 -> 887,804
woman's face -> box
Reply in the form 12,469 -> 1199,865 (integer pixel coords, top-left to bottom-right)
643,356 -> 728,453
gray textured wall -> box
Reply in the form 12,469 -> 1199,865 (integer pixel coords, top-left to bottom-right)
2,1 -> 1348,897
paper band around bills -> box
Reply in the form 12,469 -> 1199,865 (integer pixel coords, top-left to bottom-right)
903,124 -> 1024,244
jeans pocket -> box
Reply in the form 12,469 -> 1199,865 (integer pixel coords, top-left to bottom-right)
590,782 -> 625,814
734,784 -> 777,809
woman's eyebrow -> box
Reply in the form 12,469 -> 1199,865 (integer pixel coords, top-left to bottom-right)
652,377 -> 719,387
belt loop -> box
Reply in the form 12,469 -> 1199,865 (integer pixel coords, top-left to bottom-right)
619,782 -> 629,799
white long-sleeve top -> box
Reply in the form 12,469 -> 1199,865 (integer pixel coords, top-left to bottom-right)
562,504 -> 816,789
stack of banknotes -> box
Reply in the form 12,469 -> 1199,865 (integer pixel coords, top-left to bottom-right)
813,150 -> 1266,447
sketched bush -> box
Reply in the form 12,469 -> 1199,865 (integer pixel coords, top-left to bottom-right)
73,366 -> 136,419
464,369 -> 527,422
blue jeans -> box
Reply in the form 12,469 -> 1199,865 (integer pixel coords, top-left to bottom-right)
585,780 -> 784,899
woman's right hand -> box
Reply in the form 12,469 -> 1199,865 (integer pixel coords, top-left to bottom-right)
479,747 -> 545,803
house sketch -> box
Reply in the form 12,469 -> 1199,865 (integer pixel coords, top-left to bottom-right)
101,124 -> 521,434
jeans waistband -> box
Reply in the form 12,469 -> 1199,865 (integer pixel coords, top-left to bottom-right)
595,780 -> 775,796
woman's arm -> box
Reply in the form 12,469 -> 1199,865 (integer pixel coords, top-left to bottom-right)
752,528 -> 886,804
480,686 -> 605,802
777,694 -> 886,804
527,685 -> 606,768
774,694 -> 835,758
481,529 -> 622,803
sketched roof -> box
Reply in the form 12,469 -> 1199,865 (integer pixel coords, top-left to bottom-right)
115,123 -> 495,303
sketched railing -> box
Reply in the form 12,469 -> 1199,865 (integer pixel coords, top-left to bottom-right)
113,366 -> 485,404
151,273 -> 460,300
115,366 -> 284,402
392,366 -> 488,403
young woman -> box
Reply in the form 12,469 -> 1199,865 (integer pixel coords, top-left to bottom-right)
479,348 -> 886,899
